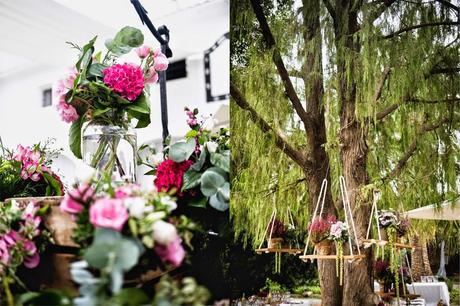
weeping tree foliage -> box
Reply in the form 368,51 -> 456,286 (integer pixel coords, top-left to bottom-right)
231,0 -> 459,304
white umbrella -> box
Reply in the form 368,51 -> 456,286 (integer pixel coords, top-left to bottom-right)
405,198 -> 460,221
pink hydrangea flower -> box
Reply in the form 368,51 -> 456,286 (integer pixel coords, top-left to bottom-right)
103,63 -> 145,101
330,221 -> 346,240
60,184 -> 94,214
145,67 -> 159,84
89,198 -> 129,231
57,101 -> 79,123
154,236 -> 185,267
153,53 -> 169,71
55,68 -> 78,96
135,45 -> 151,58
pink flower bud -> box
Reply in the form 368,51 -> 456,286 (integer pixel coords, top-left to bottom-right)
154,54 -> 169,71
145,67 -> 159,84
135,45 -> 151,59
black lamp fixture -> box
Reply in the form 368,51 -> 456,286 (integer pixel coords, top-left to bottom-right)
130,0 -> 172,147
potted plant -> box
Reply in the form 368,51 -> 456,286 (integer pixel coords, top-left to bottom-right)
267,219 -> 286,248
307,215 -> 336,254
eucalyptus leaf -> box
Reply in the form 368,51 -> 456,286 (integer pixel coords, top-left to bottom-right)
188,197 -> 208,208
210,152 -> 230,172
88,63 -> 106,78
170,138 -> 196,162
209,194 -> 229,211
200,167 -> 227,197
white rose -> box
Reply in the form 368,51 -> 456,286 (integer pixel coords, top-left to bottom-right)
152,220 -> 178,245
205,141 -> 218,153
124,197 -> 151,219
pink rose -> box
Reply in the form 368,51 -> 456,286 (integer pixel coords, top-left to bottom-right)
153,53 -> 169,71
145,67 -> 159,84
57,101 -> 79,123
135,45 -> 151,59
154,236 -> 185,267
60,184 -> 94,214
89,198 -> 128,231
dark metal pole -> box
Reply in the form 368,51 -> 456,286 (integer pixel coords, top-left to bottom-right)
130,0 -> 172,147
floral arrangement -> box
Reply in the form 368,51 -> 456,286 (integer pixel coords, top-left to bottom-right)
267,219 -> 287,239
57,171 -> 198,305
0,141 -> 63,201
55,26 -> 168,160
308,215 -> 337,244
328,220 -> 349,286
148,108 -> 230,212
374,259 -> 411,296
0,200 -> 52,306
377,210 -> 410,238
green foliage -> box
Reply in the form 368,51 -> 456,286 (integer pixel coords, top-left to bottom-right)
231,0 -> 460,251
105,26 -> 144,56
170,138 -> 196,163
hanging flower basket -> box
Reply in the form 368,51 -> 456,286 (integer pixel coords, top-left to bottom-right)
299,177 -> 366,283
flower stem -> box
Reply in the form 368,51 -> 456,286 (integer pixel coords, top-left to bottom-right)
3,277 -> 14,306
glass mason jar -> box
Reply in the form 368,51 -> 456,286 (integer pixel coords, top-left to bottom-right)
82,118 -> 137,183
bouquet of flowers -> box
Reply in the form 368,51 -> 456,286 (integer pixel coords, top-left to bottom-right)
149,108 -> 230,212
58,173 -> 197,305
308,215 -> 337,244
0,141 -> 63,201
0,200 -> 52,305
377,210 -> 410,237
328,220 -> 349,286
56,26 -> 168,178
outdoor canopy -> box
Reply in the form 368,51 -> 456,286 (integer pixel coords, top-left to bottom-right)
405,198 -> 460,221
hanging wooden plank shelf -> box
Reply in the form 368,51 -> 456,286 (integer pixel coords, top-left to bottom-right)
361,239 -> 413,250
255,247 -> 303,255
299,254 -> 366,262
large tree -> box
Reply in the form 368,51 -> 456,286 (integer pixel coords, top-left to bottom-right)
230,0 -> 459,305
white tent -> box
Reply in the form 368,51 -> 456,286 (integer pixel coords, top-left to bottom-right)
405,198 -> 460,221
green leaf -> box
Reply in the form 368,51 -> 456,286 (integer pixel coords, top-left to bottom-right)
114,26 -> 144,47
188,196 -> 207,208
76,36 -> 97,71
209,193 -> 229,211
105,39 -> 132,56
126,94 -> 150,114
210,151 -> 230,172
69,115 -> 85,159
186,130 -> 198,138
170,138 -> 196,162
144,169 -> 156,175
190,150 -> 207,171
88,63 -> 106,78
200,167 -> 227,197
42,172 -> 63,196
181,170 -> 202,191
217,182 -> 230,202
92,108 -> 111,117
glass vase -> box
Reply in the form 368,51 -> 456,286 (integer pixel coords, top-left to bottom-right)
82,120 -> 137,183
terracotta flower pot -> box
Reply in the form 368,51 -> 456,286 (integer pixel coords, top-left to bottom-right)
315,240 -> 333,255
268,238 -> 284,248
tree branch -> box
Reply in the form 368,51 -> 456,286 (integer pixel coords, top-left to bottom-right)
383,21 -> 458,39
373,66 -> 391,102
368,0 -> 397,25
249,0 -> 310,127
231,82 -> 309,168
435,0 -> 460,12
376,97 -> 459,121
386,118 -> 450,179
322,0 -> 337,25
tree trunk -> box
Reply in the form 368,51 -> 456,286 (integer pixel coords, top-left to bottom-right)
411,235 -> 434,281
301,1 -> 341,304
334,2 -> 376,305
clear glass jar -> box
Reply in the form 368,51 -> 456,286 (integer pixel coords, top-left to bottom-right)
82,120 -> 137,183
